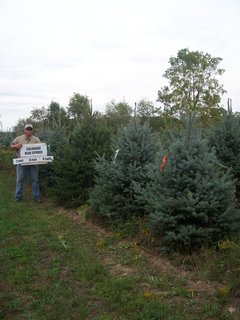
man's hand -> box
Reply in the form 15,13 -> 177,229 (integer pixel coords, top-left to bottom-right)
10,143 -> 22,150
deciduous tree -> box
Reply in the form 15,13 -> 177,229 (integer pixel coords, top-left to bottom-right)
67,93 -> 92,121
105,100 -> 133,132
158,48 -> 226,121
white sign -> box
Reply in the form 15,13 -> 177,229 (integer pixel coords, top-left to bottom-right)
20,143 -> 47,157
13,156 -> 54,166
13,143 -> 54,166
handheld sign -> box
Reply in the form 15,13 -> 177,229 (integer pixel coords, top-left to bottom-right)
20,143 -> 48,157
13,143 -> 54,166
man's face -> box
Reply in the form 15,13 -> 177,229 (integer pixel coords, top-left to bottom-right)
24,127 -> 33,136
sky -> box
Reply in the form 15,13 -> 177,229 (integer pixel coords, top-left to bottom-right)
0,0 -> 240,130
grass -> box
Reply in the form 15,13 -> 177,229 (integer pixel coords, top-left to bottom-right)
1,168 -> 239,319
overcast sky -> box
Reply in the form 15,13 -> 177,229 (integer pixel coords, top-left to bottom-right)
0,0 -> 239,130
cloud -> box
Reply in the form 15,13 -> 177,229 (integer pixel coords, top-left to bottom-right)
0,0 -> 240,130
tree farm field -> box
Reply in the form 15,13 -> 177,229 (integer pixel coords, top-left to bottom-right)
1,169 -> 240,320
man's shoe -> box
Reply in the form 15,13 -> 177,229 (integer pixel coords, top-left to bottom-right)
14,198 -> 22,202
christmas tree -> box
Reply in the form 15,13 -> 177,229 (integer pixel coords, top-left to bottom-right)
53,116 -> 111,207
146,115 -> 240,251
208,110 -> 240,197
89,120 -> 158,221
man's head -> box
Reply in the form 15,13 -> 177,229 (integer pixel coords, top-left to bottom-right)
24,124 -> 33,136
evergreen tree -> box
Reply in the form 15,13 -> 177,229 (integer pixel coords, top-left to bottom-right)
0,131 -> 14,147
208,110 -> 240,197
89,120 -> 158,221
146,115 -> 240,251
52,115 -> 111,207
38,126 -> 67,194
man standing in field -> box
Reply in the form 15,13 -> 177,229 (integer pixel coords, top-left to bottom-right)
10,124 -> 42,203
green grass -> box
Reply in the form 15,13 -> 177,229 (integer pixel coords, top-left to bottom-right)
0,169 -> 239,319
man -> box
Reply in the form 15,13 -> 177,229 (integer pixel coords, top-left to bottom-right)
10,124 -> 42,202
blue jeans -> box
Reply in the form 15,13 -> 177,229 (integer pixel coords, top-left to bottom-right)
15,165 -> 40,200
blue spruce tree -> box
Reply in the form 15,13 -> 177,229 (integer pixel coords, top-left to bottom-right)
89,120 -> 158,222
146,115 -> 240,251
208,110 -> 240,197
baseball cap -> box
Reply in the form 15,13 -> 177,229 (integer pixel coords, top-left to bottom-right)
24,124 -> 33,129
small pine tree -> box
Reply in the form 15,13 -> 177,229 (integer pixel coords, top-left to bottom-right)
146,115 -> 240,251
208,110 -> 240,197
52,116 -> 111,207
38,126 -> 67,194
89,120 -> 158,221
